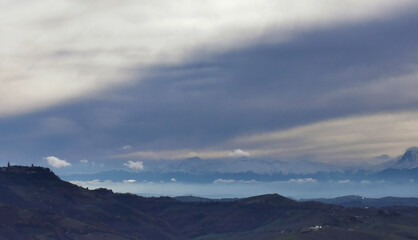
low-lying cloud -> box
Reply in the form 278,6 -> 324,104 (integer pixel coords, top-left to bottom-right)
123,160 -> 144,171
213,179 -> 258,184
287,178 -> 317,184
45,156 -> 71,168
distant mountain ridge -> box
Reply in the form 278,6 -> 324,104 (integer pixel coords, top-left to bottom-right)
63,166 -> 418,185
302,195 -> 418,208
140,157 -> 342,174
177,195 -> 418,208
116,147 -> 418,175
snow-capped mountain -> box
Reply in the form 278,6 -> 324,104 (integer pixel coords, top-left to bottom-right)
392,147 -> 418,169
141,157 -> 341,174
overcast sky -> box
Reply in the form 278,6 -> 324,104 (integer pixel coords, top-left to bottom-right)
1,0 -> 418,171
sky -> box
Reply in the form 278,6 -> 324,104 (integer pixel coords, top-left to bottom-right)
1,0 -> 418,173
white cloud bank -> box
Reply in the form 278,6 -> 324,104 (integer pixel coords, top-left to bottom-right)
0,0 -> 415,117
288,178 -> 317,184
45,156 -> 71,168
123,160 -> 144,171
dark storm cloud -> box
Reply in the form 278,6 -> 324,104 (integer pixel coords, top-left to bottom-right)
0,9 -> 417,167
105,10 -> 418,147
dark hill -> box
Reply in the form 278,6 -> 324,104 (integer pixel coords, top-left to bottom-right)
0,166 -> 182,240
0,165 -> 417,240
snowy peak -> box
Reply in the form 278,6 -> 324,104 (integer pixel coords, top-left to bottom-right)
395,147 -> 418,169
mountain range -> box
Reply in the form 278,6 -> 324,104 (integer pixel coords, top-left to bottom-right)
64,167 -> 418,186
127,147 -> 418,175
1,165 -> 418,239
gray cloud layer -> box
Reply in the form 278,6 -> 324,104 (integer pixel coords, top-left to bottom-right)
0,4 -> 418,169
2,0 -> 411,117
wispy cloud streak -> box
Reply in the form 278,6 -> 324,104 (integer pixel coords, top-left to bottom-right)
0,0 -> 415,116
